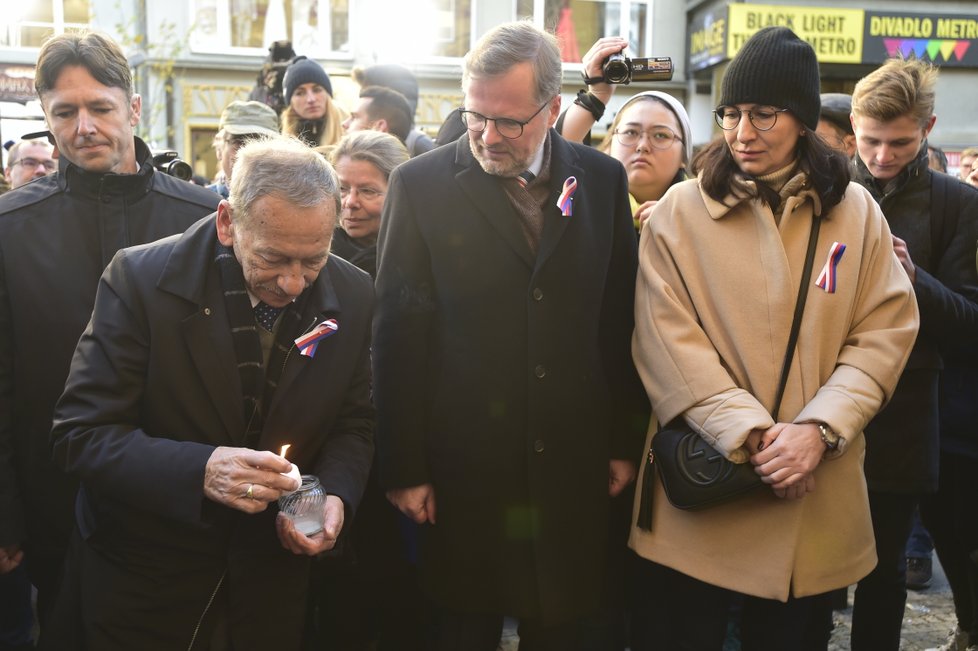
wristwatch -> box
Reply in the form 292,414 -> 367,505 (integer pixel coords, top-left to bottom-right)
816,422 -> 841,451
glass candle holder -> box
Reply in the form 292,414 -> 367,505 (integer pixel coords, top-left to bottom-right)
278,475 -> 326,536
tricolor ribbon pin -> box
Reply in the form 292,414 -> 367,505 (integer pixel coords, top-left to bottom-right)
815,242 -> 846,293
294,319 -> 339,357
556,176 -> 578,217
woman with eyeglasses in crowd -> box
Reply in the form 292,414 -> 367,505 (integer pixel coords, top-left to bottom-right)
561,36 -> 691,230
628,27 -> 919,649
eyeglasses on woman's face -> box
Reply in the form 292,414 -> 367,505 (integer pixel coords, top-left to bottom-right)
715,106 -> 790,132
613,127 -> 683,150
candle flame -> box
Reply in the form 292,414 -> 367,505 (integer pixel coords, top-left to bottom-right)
279,444 -> 291,459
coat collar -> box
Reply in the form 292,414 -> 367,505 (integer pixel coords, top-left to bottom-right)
59,137 -> 156,202
699,168 -> 821,221
452,128 -> 583,271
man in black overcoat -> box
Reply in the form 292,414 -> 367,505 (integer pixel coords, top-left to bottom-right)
372,21 -> 648,649
45,137 -> 374,650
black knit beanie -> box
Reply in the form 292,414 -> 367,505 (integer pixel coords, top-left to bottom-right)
284,56 -> 333,104
719,26 -> 821,130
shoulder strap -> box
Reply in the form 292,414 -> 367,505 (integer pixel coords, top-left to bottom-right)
771,215 -> 822,420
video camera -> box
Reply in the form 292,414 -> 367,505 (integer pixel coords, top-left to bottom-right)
151,150 -> 193,181
601,54 -> 673,85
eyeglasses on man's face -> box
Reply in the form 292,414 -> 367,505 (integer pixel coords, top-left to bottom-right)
458,100 -> 551,139
613,127 -> 683,150
12,157 -> 56,171
715,106 -> 790,132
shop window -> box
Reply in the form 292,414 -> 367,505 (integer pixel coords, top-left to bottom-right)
0,0 -> 91,48
518,0 -> 652,62
190,0 -> 349,56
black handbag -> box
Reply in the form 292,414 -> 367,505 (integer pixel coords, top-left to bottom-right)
637,214 -> 822,521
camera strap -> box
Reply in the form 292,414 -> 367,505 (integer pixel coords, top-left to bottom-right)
581,72 -> 608,86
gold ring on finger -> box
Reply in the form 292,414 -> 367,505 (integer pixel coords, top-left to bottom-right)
246,484 -> 255,500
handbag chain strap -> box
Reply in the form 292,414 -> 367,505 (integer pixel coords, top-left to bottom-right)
770,214 -> 823,421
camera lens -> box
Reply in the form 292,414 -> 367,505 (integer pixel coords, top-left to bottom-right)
165,160 -> 193,182
602,53 -> 631,85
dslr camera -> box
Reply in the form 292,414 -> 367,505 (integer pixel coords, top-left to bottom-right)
601,53 -> 673,85
151,150 -> 193,181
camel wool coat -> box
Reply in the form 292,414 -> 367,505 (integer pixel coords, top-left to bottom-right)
629,173 -> 919,601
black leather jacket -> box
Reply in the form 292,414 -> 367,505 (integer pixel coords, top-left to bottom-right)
0,138 -> 220,556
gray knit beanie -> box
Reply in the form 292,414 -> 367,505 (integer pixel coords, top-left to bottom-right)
719,26 -> 821,130
284,57 -> 333,104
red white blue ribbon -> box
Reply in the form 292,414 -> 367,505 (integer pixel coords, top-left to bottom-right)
556,176 -> 577,217
294,319 -> 338,357
815,242 -> 846,293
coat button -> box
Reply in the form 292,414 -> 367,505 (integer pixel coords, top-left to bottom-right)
533,439 -> 545,453
534,364 -> 546,378
203,307 -> 211,316
532,288 -> 544,301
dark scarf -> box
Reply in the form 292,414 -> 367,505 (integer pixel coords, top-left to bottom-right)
214,241 -> 309,446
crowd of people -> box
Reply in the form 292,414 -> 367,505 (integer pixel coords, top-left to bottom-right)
0,18 -> 976,651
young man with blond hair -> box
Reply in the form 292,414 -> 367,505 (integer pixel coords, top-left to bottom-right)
848,57 -> 978,651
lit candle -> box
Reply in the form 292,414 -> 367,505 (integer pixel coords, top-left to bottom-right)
278,443 -> 301,493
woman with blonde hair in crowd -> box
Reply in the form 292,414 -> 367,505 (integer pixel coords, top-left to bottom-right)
561,36 -> 691,229
281,56 -> 347,148
629,26 -> 919,650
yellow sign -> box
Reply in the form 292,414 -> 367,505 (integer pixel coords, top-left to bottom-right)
728,4 -> 865,64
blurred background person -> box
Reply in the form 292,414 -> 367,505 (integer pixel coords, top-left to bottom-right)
248,39 -> 296,115
816,93 -> 856,159
352,64 -> 435,157
559,37 -> 691,230
281,56 -> 346,148
4,138 -> 56,190
928,144 -> 948,174
207,100 -> 279,198
629,27 -> 918,650
958,146 -> 977,184
342,86 -> 413,147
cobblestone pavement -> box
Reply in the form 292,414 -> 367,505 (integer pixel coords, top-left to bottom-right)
499,555 -> 958,651
829,557 -> 957,651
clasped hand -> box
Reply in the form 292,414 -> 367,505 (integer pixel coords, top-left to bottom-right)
745,423 -> 824,500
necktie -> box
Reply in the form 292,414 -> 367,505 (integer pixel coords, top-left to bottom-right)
254,301 -> 284,332
516,170 -> 536,189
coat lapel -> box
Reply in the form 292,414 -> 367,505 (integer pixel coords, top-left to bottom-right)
265,260 -> 343,419
536,132 -> 583,271
158,217 -> 246,442
453,137 -> 536,268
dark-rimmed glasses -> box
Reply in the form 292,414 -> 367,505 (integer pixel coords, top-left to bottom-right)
613,127 -> 683,150
715,106 -> 790,132
459,100 -> 551,139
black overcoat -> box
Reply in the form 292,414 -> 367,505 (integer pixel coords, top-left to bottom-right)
48,216 -> 375,650
372,131 -> 648,624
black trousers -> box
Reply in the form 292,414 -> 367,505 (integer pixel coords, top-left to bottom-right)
850,490 -> 919,651
921,453 -> 978,645
629,558 -> 833,651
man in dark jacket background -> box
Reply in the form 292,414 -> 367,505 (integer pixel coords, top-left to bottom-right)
847,57 -> 978,651
0,30 -> 219,631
